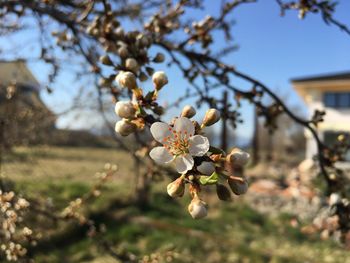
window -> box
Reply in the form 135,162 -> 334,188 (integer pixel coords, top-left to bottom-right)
324,92 -> 350,108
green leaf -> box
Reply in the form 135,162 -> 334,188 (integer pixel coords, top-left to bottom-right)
199,172 -> 219,185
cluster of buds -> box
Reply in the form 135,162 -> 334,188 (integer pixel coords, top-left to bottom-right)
185,15 -> 215,48
86,12 -> 163,82
61,163 -> 117,225
140,249 -> 182,263
256,102 -> 283,132
144,4 -> 184,35
111,68 -> 249,219
149,103 -> 250,219
114,71 -> 168,137
1,242 -> 27,262
276,0 -> 321,20
297,0 -> 314,19
61,198 -> 88,224
0,190 -> 32,262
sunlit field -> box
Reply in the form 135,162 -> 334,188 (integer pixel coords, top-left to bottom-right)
2,146 -> 348,263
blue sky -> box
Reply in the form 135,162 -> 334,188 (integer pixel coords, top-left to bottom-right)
3,1 -> 349,141
160,0 -> 350,141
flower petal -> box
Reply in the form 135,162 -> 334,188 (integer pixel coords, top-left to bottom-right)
174,154 -> 194,173
174,117 -> 194,136
150,122 -> 172,143
189,135 -> 210,156
149,147 -> 174,164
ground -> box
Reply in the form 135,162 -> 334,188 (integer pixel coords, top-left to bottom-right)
1,146 -> 349,263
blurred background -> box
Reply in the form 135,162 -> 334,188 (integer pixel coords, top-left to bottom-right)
1,1 -> 350,262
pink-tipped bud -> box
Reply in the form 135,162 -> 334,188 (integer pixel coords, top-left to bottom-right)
115,71 -> 137,90
227,177 -> 248,195
181,105 -> 196,118
188,196 -> 208,219
152,71 -> 168,91
114,119 -> 137,136
202,109 -> 220,127
114,101 -> 136,119
167,178 -> 185,198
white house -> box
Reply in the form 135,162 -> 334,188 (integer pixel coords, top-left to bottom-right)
292,71 -> 350,162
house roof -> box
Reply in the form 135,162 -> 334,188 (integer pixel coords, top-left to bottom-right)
0,60 -> 40,90
291,71 -> 350,83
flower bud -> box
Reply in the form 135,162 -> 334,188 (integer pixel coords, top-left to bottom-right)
114,27 -> 124,38
152,71 -> 168,91
115,119 -> 137,136
197,161 -> 215,176
146,67 -> 154,76
153,105 -> 165,115
125,58 -> 139,73
115,71 -> 137,89
188,196 -> 208,219
117,46 -> 129,59
86,26 -> 94,35
91,28 -> 99,36
227,177 -> 248,195
98,77 -> 112,87
216,184 -> 231,201
153,52 -> 165,63
114,101 -> 136,119
226,148 -> 250,167
139,71 -> 148,82
99,55 -> 113,65
136,33 -> 151,47
202,109 -> 220,127
104,43 -> 118,53
167,178 -> 185,198
329,193 -> 341,206
181,105 -> 196,118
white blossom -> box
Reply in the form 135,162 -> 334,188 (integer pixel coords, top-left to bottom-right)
149,117 -> 210,173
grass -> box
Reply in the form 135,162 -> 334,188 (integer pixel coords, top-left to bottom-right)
1,146 -> 349,263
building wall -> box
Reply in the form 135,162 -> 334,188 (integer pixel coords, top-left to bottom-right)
303,88 -> 350,160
